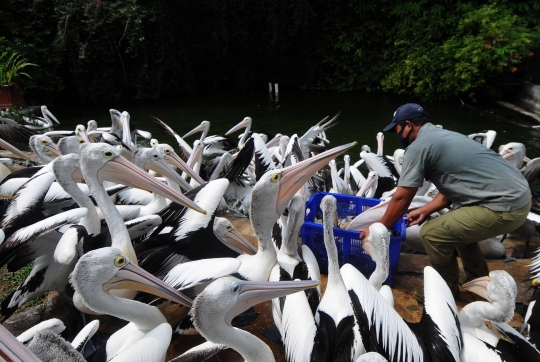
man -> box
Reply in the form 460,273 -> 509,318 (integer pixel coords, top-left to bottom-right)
361,103 -> 531,300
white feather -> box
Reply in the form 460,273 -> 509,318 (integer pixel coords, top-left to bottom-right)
164,258 -> 241,289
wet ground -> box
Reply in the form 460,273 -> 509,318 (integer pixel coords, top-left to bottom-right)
2,214 -> 538,361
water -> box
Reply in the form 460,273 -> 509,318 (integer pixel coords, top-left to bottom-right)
51,90 -> 540,159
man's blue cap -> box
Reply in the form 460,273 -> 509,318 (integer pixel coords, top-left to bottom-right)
383,103 -> 429,132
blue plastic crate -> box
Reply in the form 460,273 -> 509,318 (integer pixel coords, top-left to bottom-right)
301,192 -> 406,286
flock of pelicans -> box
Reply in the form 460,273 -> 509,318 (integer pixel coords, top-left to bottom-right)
0,107 -> 538,361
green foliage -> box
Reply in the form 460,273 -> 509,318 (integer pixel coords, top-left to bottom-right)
0,264 -> 47,315
380,2 -> 540,100
0,106 -> 38,125
0,52 -> 37,84
0,0 -> 539,103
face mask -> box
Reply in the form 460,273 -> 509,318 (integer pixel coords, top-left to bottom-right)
397,124 -> 411,148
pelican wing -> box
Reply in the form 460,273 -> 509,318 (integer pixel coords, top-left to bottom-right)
28,330 -> 85,362
117,188 -> 153,206
71,320 -> 100,352
170,341 -> 227,362
253,133 -> 276,181
341,263 -> 424,362
0,208 -> 88,268
220,138 -> 254,182
301,245 -> 322,300
281,285 -> 318,362
151,117 -> 192,158
107,323 -> 171,362
491,322 -> 540,360
163,258 -> 241,290
0,117 -> 35,143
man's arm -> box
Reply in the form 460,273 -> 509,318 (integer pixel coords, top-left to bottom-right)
379,186 -> 417,228
405,193 -> 451,226
360,186 -> 417,240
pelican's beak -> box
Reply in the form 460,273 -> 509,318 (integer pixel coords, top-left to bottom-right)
164,152 -> 205,185
0,325 -> 41,362
463,275 -> 491,301
72,166 -> 83,181
225,118 -> 250,136
42,106 -> 60,124
45,142 -> 61,156
0,138 -> 29,159
500,151 -> 514,161
265,134 -> 282,149
78,129 -> 91,143
98,155 -> 206,214
104,262 -> 193,308
277,142 -> 357,214
221,229 -> 257,255
0,194 -> 13,199
145,158 -> 192,192
183,123 -> 206,139
356,174 -> 376,197
225,279 -> 319,325
524,156 -> 532,163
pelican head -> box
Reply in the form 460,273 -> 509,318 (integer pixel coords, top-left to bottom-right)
52,154 -> 83,184
362,222 -> 390,288
150,138 -> 159,147
356,170 -> 378,198
498,142 -> 528,169
58,135 -> 85,155
154,143 -> 204,184
463,270 -> 517,323
131,147 -> 191,190
393,149 -> 405,175
225,117 -> 252,136
71,247 -> 193,310
79,143 -> 206,214
183,120 -> 210,139
254,142 -> 357,217
213,217 -> 257,255
87,120 -> 98,132
32,135 -> 60,157
193,277 -> 319,327
75,124 -> 91,143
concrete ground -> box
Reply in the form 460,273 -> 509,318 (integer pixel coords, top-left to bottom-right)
2,214 -> 538,361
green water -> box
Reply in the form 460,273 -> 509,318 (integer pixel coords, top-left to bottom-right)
51,90 -> 540,159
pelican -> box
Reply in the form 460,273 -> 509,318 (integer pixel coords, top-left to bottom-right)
468,130 -> 497,149
460,271 -> 540,361
29,134 -> 60,164
191,277 -> 319,362
71,247 -> 193,362
22,105 -> 60,130
359,150 -> 396,197
499,142 -> 530,169
298,112 -> 341,159
225,116 -> 253,149
267,193 -> 321,342
151,116 -> 193,158
183,120 -> 235,156
163,142 -> 356,292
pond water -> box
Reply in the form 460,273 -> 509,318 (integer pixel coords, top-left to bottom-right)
51,90 -> 540,160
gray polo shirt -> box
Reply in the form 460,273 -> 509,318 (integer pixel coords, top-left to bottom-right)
398,123 -> 531,211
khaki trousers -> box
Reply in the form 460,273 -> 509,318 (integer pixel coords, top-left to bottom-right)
419,200 -> 531,296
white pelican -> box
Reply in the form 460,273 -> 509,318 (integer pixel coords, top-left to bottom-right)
468,130 -> 497,149
29,134 -> 60,164
151,116 -> 193,158
183,120 -> 236,156
22,105 -> 60,130
267,193 -> 321,342
71,247 -> 193,362
191,277 -> 319,362
460,271 -> 540,361
298,112 -> 341,159
225,116 -> 253,149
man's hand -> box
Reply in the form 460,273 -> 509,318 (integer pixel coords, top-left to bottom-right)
359,228 -> 369,241
404,207 -> 429,227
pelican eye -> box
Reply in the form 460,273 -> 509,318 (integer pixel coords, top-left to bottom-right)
226,225 -> 233,231
271,173 -> 281,183
164,149 -> 171,154
114,256 -> 126,267
42,140 -> 48,144
508,147 -> 513,151
78,139 -> 85,144
103,150 -> 114,158
153,154 -> 159,159
74,158 -> 79,163
231,283 -> 241,295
